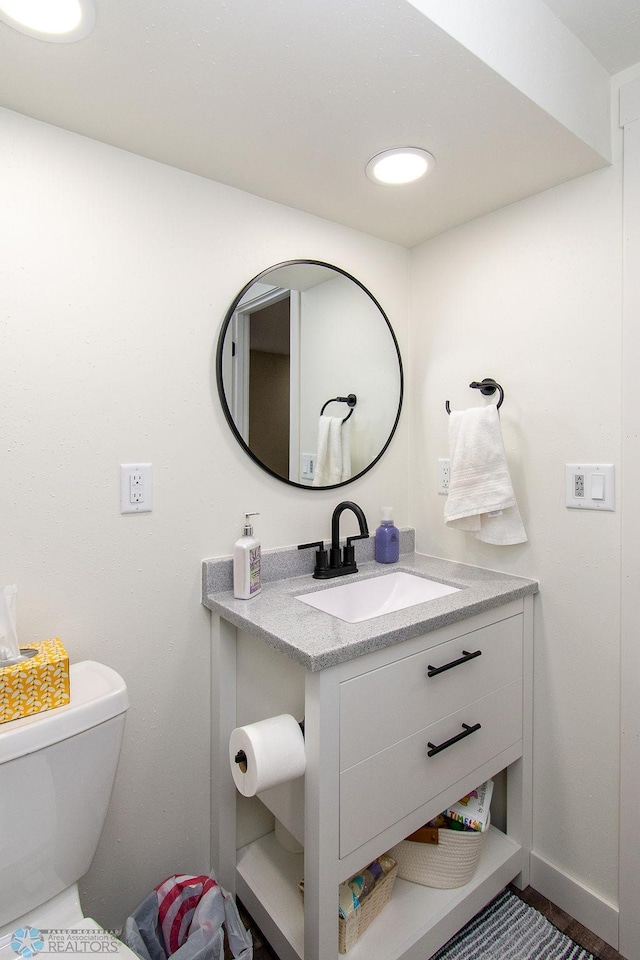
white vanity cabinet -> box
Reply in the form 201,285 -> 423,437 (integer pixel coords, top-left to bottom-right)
209,588 -> 533,960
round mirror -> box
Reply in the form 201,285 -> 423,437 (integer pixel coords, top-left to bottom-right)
216,260 -> 403,489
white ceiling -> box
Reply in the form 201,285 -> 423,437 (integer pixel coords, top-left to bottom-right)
1,0 -> 638,248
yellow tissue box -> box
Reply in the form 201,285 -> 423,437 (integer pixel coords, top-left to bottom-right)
0,639 -> 70,724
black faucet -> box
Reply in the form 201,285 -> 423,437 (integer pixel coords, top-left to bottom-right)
298,500 -> 370,579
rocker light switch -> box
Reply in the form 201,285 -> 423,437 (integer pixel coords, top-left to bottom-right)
591,474 -> 605,500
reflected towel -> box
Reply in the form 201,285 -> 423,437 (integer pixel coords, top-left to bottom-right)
312,416 -> 351,486
444,406 -> 527,545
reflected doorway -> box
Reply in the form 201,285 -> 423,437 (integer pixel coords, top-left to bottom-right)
226,284 -> 301,482
248,296 -> 290,478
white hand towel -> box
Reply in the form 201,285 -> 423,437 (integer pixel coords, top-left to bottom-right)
444,405 -> 527,545
312,416 -> 351,486
341,419 -> 351,482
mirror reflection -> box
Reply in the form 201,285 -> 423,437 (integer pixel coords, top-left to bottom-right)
216,260 -> 403,489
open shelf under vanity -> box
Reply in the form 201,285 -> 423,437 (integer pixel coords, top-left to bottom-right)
237,827 -> 522,960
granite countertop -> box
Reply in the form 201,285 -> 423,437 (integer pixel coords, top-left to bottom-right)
202,544 -> 538,672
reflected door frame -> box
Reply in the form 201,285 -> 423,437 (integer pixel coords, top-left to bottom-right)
230,286 -> 301,481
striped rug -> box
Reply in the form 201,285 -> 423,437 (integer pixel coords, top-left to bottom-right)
432,889 -> 597,960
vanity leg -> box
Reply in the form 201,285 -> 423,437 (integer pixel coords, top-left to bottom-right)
211,614 -> 238,893
507,593 -> 534,889
304,669 -> 341,960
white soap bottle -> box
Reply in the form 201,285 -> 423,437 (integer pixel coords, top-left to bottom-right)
233,512 -> 261,599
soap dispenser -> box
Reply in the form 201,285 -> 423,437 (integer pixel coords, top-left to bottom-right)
375,507 -> 400,564
233,512 -> 261,599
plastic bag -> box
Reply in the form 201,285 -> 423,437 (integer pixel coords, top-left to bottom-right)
121,874 -> 252,960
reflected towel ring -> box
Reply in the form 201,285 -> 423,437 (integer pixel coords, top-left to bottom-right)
321,393 -> 357,423
445,379 -> 504,415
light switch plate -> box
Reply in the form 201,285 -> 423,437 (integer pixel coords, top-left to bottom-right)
565,463 -> 614,511
301,453 -> 315,481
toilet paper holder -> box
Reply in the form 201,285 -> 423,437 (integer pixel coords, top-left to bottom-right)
234,718 -> 305,771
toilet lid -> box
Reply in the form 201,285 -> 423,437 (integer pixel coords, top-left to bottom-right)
0,919 -> 139,960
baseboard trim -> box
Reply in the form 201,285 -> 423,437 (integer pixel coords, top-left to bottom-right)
530,851 -> 619,950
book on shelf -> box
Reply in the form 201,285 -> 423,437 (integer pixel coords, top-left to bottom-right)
445,779 -> 494,832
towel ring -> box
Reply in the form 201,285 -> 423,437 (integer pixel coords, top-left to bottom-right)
321,394 -> 357,423
445,379 -> 504,415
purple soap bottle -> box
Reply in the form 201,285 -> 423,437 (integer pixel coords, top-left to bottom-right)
375,507 -> 400,563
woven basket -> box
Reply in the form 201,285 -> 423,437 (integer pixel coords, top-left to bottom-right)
298,858 -> 398,954
338,860 -> 398,953
388,816 -> 489,889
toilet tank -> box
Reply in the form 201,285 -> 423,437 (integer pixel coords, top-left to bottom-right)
0,661 -> 129,928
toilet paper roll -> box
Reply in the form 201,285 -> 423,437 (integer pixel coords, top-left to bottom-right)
229,714 -> 306,797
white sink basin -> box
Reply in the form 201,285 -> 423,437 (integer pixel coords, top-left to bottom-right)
295,571 -> 461,623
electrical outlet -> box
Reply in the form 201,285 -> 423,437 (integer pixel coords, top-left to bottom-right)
130,473 -> 144,503
438,458 -> 451,495
120,463 -> 153,513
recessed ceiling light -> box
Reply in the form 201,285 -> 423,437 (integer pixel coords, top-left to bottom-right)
366,147 -> 436,185
0,0 -> 96,41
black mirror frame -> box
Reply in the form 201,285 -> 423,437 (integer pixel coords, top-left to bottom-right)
215,259 -> 404,490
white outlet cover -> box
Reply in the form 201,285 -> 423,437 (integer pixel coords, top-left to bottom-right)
565,463 -> 614,511
438,458 -> 450,495
120,463 -> 153,514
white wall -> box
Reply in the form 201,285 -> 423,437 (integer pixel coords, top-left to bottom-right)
408,156 -> 622,907
299,274 -> 402,477
0,107 -> 409,928
1,79 -> 629,937
618,67 -> 640,960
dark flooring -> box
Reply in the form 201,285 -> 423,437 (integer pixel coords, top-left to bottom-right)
510,886 -> 624,960
232,886 -> 626,960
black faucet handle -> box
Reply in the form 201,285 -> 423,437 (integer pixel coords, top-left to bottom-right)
297,540 -> 329,575
343,532 -> 370,570
346,533 -> 369,547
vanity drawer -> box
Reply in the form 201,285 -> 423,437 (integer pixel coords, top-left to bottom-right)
340,614 -> 522,771
339,678 -> 522,857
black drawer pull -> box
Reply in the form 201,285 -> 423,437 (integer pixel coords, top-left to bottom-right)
427,649 -> 482,677
427,722 -> 482,757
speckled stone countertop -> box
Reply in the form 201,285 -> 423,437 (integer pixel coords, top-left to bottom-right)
202,539 -> 538,672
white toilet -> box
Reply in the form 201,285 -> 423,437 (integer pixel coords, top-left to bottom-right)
0,660 -> 137,960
